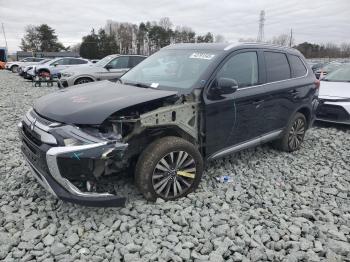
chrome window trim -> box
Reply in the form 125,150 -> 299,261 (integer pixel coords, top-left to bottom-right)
236,60 -> 309,91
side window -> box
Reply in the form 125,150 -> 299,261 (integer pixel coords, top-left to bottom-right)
130,56 -> 146,67
289,55 -> 307,77
70,59 -> 88,65
107,56 -> 129,69
51,59 -> 62,65
216,52 -> 259,88
264,52 -> 291,82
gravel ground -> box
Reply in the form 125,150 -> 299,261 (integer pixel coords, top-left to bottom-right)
0,70 -> 349,262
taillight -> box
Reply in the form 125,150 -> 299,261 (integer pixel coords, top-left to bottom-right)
314,79 -> 320,89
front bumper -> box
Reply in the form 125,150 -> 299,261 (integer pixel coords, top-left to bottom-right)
18,111 -> 129,207
316,99 -> 350,125
57,79 -> 69,88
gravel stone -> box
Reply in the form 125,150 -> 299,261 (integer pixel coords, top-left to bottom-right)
66,233 -> 79,246
50,242 -> 68,256
0,71 -> 349,261
43,235 -> 55,246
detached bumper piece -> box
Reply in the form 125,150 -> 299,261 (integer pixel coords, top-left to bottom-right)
316,100 -> 350,124
18,110 -> 128,207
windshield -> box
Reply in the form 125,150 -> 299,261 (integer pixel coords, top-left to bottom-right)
120,49 -> 220,90
95,55 -> 116,67
321,63 -> 342,72
323,65 -> 350,82
39,59 -> 51,64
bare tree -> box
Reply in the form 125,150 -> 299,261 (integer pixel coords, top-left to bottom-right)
159,17 -> 173,31
271,34 -> 289,46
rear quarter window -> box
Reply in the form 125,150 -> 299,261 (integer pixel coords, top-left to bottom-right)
264,51 -> 291,82
289,55 -> 307,77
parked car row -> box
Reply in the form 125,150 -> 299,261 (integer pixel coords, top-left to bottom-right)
8,55 -> 147,87
10,43 -> 349,207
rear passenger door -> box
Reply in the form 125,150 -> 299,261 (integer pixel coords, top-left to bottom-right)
261,51 -> 310,135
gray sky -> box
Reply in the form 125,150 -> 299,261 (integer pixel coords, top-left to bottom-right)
1,0 -> 349,52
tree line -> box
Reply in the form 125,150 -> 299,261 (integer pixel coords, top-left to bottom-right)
20,22 -> 350,59
79,17 -> 217,59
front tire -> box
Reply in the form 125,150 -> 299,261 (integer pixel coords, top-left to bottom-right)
74,77 -> 93,85
11,65 -> 18,73
135,136 -> 203,201
274,112 -> 307,152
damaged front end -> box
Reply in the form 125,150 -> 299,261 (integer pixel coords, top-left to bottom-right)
19,92 -> 200,207
19,109 -> 129,207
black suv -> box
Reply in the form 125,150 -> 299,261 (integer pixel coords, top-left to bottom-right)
19,43 -> 319,207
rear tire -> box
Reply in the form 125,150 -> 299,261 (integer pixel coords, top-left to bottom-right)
74,77 -> 93,85
135,136 -> 203,201
11,65 -> 18,73
274,112 -> 307,152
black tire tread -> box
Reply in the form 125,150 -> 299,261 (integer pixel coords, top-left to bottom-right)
135,136 -> 203,201
273,112 -> 307,152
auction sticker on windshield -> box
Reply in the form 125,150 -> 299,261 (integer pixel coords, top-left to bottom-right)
189,53 -> 215,60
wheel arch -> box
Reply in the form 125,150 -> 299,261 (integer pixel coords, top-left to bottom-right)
73,75 -> 96,85
296,106 -> 312,128
125,125 -> 198,162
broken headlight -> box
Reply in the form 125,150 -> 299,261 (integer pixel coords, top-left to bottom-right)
51,125 -> 104,147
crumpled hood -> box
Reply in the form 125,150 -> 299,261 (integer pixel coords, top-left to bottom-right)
34,81 -> 178,125
319,81 -> 350,100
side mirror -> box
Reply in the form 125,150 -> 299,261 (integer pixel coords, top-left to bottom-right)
213,77 -> 238,95
53,63 -> 58,67
105,64 -> 112,70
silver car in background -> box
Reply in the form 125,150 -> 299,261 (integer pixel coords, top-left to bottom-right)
20,59 -> 52,79
58,54 -> 146,87
5,57 -> 45,73
26,57 -> 92,78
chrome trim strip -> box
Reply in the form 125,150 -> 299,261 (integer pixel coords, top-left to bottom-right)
46,142 -> 114,198
24,115 -> 57,145
209,130 -> 283,160
22,153 -> 58,198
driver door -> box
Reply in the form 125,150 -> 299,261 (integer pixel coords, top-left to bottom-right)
204,50 -> 265,158
99,56 -> 130,80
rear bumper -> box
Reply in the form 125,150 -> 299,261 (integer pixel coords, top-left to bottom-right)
18,119 -> 128,207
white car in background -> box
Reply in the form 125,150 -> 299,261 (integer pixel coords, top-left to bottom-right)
27,57 -> 91,78
19,59 -> 52,79
316,65 -> 350,125
58,54 -> 146,87
5,57 -> 46,73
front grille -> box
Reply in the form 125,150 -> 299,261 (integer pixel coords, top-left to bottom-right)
22,123 -> 42,146
30,110 -> 54,126
317,104 -> 350,122
21,131 -> 50,175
